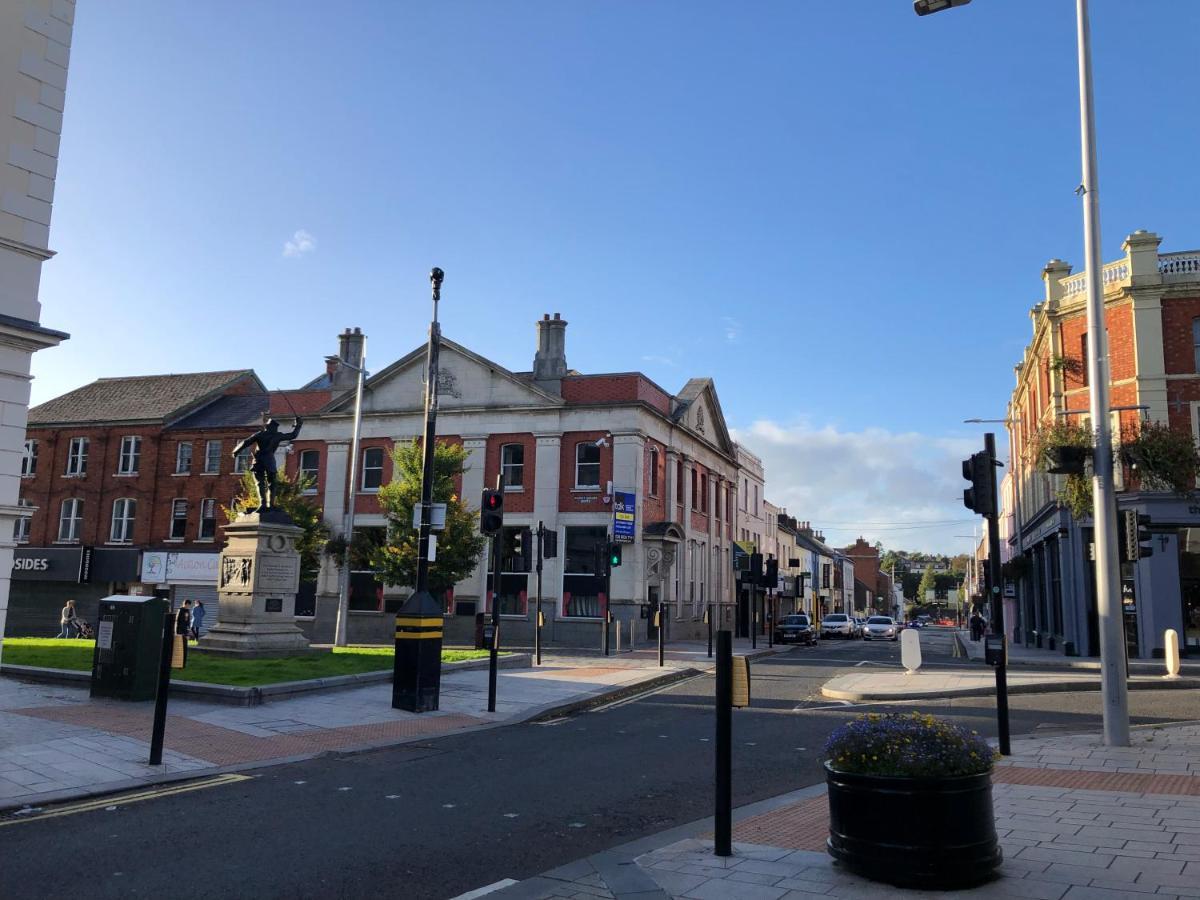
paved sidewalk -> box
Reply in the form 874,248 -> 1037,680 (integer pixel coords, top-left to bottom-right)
957,629 -> 1200,675
0,658 -> 697,812
481,723 -> 1200,899
821,666 -> 1200,700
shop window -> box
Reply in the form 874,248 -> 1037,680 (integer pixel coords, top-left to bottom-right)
299,449 -> 320,492
501,443 -> 524,490
175,442 -> 192,474
575,442 -> 600,489
21,440 -> 37,476
170,499 -> 188,540
199,498 -> 217,541
362,447 -> 384,491
66,437 -> 88,476
109,498 -> 137,543
204,440 -> 222,473
118,436 -> 141,475
58,498 -> 83,542
562,525 -> 606,617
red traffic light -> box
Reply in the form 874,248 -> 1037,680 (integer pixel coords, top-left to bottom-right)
484,492 -> 503,511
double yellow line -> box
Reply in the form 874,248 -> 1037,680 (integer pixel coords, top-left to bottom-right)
0,773 -> 251,827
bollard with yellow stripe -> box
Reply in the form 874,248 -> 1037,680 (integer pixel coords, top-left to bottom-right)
392,589 -> 444,712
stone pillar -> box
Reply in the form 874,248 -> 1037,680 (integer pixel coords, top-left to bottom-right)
612,433 -> 644,607
198,512 -> 317,657
1124,231 -> 1170,425
316,442 -> 349,601
533,434 -> 562,616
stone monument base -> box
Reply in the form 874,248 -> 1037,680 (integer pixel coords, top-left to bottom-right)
196,511 -> 322,659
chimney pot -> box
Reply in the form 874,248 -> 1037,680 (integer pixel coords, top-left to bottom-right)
533,312 -> 569,394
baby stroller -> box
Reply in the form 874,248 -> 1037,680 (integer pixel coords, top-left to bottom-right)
74,619 -> 96,640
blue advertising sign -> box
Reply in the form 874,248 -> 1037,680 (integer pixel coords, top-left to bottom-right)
612,490 -> 636,544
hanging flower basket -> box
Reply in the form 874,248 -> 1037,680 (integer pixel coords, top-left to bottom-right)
1120,422 -> 1200,495
1032,421 -> 1095,518
823,713 -> 1001,890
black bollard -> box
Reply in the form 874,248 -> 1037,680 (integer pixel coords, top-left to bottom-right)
148,611 -> 174,765
714,630 -> 732,856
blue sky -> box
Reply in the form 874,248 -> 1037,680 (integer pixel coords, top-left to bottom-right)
34,1 -> 1200,553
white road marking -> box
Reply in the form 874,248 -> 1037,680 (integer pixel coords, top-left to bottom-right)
338,787 -> 352,792
386,795 -> 401,800
504,812 -> 519,818
447,878 -> 519,900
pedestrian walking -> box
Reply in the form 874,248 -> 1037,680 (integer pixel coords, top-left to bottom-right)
190,599 -> 206,641
175,600 -> 192,665
969,610 -> 984,642
57,599 -> 78,638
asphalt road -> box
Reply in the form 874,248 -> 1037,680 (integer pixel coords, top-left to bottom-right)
3,630 -> 1197,900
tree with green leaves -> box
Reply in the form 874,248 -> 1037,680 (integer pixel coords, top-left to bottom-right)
916,565 -> 937,604
225,470 -> 330,581
370,440 -> 487,596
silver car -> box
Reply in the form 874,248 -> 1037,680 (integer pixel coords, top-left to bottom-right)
863,615 -> 899,641
821,613 -> 854,639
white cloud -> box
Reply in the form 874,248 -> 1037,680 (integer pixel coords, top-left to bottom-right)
721,317 -> 741,343
641,354 -> 678,367
732,419 -> 980,555
282,229 -> 316,258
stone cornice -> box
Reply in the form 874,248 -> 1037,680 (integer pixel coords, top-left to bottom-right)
0,234 -> 55,261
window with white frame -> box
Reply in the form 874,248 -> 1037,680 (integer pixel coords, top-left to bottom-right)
170,499 -> 188,540
199,498 -> 217,540
299,449 -> 320,492
21,440 -> 37,476
233,446 -> 251,473
109,498 -> 136,543
204,440 -> 221,473
501,443 -> 524,490
14,499 -> 31,543
575,442 -> 600,489
175,442 -> 192,474
58,498 -> 83,542
648,447 -> 659,496
362,447 -> 384,491
117,436 -> 141,474
1193,318 -> 1200,373
65,437 -> 88,476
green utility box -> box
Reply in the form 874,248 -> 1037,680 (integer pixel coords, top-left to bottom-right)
90,595 -> 169,701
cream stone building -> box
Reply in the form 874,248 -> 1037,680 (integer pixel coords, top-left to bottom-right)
0,0 -> 74,658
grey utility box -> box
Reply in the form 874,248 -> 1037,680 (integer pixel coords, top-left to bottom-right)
90,595 -> 168,701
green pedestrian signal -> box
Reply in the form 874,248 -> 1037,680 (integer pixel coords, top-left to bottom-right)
608,542 -> 623,567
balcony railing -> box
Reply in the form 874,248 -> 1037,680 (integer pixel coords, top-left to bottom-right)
1159,251 -> 1200,279
1061,260 -> 1131,297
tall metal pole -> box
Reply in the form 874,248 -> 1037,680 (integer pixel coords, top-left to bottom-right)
335,337 -> 367,648
488,530 -> 500,712
415,270 -> 443,597
986,433 -> 1011,756
1008,420 -> 1025,645
535,521 -> 543,666
1076,0 -> 1129,747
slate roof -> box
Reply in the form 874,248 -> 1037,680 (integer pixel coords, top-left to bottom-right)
168,393 -> 270,430
28,371 -> 261,426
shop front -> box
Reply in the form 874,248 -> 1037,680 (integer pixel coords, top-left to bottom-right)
7,547 -> 140,636
139,551 -> 221,628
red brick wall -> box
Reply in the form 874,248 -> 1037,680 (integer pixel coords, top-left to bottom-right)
558,431 -> 613,513
562,374 -> 673,416
636,379 -> 672,416
269,390 -> 334,417
1161,295 -> 1200,375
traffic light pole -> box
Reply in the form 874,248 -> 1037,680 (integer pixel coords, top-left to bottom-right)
751,585 -> 757,650
488,530 -> 500,713
985,432 -> 1011,756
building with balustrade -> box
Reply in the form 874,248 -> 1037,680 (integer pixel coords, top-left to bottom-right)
1003,230 -> 1200,659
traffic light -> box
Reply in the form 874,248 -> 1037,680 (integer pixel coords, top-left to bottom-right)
764,557 -> 779,589
1123,510 -> 1154,560
541,528 -> 558,559
608,542 -> 623,568
512,527 -> 533,571
749,552 -> 764,585
480,489 -> 504,535
962,451 -> 995,517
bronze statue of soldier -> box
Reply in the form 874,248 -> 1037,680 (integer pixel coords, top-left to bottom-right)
232,417 -> 302,512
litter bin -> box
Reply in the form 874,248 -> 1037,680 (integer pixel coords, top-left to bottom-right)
474,612 -> 486,650
91,595 -> 169,701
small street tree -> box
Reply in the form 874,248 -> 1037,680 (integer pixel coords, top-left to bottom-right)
225,470 -> 330,581
370,440 -> 486,597
916,565 -> 937,606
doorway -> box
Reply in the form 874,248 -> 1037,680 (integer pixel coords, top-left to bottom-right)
646,585 -> 660,641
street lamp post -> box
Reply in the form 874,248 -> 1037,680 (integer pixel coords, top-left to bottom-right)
393,268 -> 446,713
334,341 -> 367,649
927,0 -> 1128,746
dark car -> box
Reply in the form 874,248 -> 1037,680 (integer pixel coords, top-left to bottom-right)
775,614 -> 816,645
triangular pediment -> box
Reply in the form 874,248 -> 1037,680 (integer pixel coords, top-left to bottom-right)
673,378 -> 734,456
325,338 -> 564,414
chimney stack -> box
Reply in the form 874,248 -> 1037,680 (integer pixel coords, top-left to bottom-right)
532,313 -> 568,394
332,327 -> 365,390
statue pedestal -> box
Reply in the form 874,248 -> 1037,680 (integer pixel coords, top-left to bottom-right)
197,511 -> 322,658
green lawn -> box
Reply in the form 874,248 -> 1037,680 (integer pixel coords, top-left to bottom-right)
0,638 -> 491,687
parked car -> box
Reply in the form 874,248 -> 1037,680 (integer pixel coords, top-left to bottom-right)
821,613 -> 855,639
774,613 -> 816,645
852,617 -> 867,638
863,615 -> 899,641
905,619 -> 924,629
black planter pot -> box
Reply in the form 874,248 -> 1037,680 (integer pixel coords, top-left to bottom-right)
825,762 -> 1001,890
1044,444 -> 1089,476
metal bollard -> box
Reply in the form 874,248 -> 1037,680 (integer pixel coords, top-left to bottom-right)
616,619 -> 622,654
149,611 -> 174,765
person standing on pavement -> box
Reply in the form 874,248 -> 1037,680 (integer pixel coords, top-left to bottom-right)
57,600 -> 78,638
175,600 -> 192,665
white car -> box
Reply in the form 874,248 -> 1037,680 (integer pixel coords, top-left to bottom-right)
821,613 -> 855,639
863,615 -> 899,641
